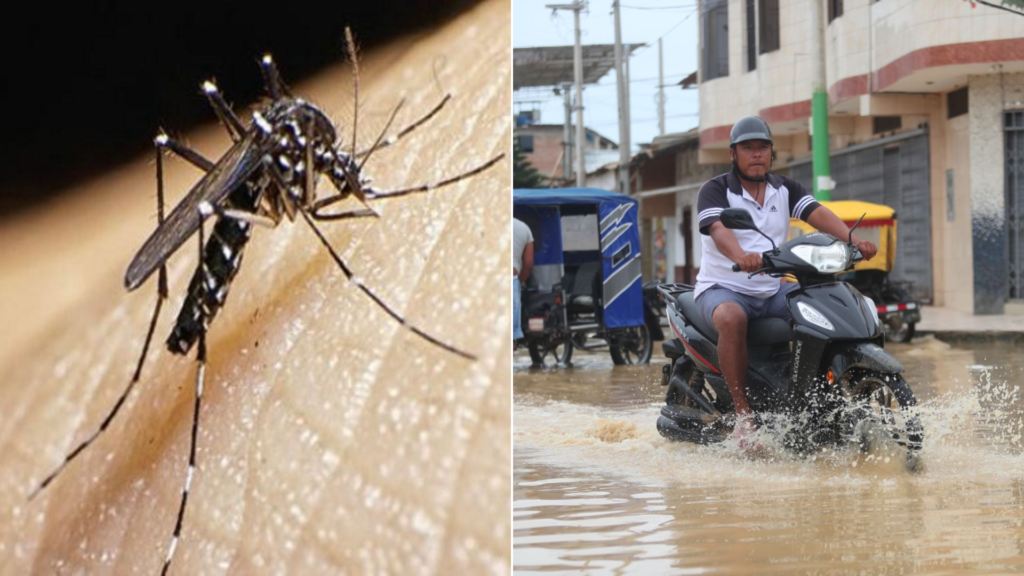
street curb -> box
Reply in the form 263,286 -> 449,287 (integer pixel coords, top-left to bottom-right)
916,330 -> 1024,344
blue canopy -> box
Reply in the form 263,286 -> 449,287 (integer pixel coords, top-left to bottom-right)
513,188 -> 638,207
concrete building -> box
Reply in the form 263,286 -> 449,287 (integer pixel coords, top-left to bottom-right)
691,0 -> 1024,315
634,130 -> 730,285
515,123 -> 619,185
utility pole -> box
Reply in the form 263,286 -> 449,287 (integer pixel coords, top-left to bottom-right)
613,0 -> 631,194
561,83 -> 573,183
809,0 -> 832,200
547,1 -> 587,187
658,38 -> 665,136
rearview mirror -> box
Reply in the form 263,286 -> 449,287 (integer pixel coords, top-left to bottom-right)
720,208 -> 757,231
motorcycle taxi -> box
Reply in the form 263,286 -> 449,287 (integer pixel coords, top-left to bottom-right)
514,188 -> 653,366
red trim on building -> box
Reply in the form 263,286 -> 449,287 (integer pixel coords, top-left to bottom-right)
828,74 -> 868,104
759,99 -> 812,124
874,38 -> 1024,91
699,124 -> 732,146
702,40 -> 1024,150
827,38 -> 1024,103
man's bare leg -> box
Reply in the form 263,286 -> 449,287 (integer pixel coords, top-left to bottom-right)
712,302 -> 751,416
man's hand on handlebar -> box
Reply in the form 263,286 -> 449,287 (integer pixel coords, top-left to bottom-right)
854,240 -> 877,261
732,252 -> 763,273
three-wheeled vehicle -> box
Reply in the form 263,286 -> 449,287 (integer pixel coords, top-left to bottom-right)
514,188 -> 653,366
790,200 -> 922,342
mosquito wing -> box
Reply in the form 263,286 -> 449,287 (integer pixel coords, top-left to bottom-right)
125,131 -> 266,291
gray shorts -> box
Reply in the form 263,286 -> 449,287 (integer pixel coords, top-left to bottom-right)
695,283 -> 799,329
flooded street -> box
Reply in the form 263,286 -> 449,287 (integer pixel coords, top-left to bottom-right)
513,336 -> 1024,574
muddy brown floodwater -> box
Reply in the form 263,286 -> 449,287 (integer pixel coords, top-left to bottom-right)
513,335 -> 1024,574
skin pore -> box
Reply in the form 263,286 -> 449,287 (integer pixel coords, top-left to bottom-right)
708,139 -> 878,420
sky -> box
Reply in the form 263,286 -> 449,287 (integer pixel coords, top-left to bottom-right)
513,0 -> 700,152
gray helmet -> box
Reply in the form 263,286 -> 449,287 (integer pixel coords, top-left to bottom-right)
729,115 -> 773,146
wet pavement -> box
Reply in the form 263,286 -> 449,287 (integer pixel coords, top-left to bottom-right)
513,336 -> 1024,574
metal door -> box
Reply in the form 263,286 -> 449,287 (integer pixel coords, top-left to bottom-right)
1006,111 -> 1024,299
784,131 -> 933,301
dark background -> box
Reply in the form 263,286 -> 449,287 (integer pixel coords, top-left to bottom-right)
0,0 -> 480,219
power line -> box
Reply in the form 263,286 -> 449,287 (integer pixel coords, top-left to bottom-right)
630,7 -> 699,58
621,3 -> 696,9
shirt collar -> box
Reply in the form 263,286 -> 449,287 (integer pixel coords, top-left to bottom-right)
727,166 -> 782,202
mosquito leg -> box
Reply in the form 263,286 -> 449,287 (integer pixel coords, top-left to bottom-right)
354,94 -> 451,159
29,138 -> 175,500
156,132 -> 215,172
309,207 -> 378,221
354,99 -> 405,172
298,208 -> 475,360
365,153 -> 505,201
162,206 -> 210,576
259,54 -> 290,99
313,152 -> 376,214
201,80 -> 246,142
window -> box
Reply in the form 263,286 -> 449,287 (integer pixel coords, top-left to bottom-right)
746,0 -> 757,71
873,116 -> 901,134
701,0 -> 729,81
758,0 -> 779,54
517,134 -> 534,153
612,243 -> 632,267
828,0 -> 843,22
948,87 -> 968,119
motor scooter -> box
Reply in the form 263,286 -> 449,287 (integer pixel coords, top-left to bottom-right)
656,208 -> 923,468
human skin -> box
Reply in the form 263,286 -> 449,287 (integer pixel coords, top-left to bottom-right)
0,0 -> 511,573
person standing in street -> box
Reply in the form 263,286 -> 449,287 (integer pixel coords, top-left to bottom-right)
513,218 -> 534,347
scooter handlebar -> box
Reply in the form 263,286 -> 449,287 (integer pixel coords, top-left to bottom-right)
731,263 -> 742,272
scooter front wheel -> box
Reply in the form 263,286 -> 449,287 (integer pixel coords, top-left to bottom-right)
841,371 -> 923,470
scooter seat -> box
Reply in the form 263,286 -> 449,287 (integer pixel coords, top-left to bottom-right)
676,291 -> 792,346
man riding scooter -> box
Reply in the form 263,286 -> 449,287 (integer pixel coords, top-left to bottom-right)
696,116 -> 878,449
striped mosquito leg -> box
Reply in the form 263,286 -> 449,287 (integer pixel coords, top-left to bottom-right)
354,94 -> 451,158
259,54 -> 287,100
156,132 -> 216,172
201,80 -> 246,142
162,207 -> 211,576
298,209 -> 475,360
364,153 -> 505,201
28,137 -> 178,499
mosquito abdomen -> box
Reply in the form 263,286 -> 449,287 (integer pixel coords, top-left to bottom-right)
167,190 -> 257,355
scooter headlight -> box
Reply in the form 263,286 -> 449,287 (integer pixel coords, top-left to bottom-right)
791,243 -> 851,274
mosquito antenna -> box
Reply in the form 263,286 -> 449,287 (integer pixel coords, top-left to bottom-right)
345,28 -> 360,156
298,209 -> 475,360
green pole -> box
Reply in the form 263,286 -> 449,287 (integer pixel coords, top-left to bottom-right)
809,0 -> 831,201
812,90 -> 831,201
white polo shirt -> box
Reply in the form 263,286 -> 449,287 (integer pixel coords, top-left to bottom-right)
694,169 -> 820,299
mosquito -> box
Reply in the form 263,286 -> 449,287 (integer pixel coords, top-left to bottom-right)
29,29 -> 503,575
